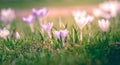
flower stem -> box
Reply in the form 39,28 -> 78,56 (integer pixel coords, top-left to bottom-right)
115,16 -> 118,29
103,32 -> 106,41
103,32 -> 109,45
62,38 -> 65,47
48,32 -> 51,39
5,24 -> 10,29
29,24 -> 34,33
80,30 -> 82,42
59,16 -> 65,28
59,16 -> 62,28
73,28 -> 75,43
88,24 -> 91,43
38,18 -> 42,26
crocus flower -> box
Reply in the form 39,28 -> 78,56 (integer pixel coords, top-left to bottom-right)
0,28 -> 10,39
73,11 -> 89,41
23,15 -> 35,24
60,29 -> 69,39
86,15 -> 94,24
0,8 -> 15,28
41,22 -> 53,38
16,32 -> 20,39
93,8 -> 102,17
53,31 -> 60,39
53,29 -> 69,46
32,8 -> 48,26
53,29 -> 69,40
98,19 -> 110,32
73,10 -> 88,30
12,32 -> 20,39
101,12 -> 113,20
99,1 -> 120,17
41,22 -> 53,33
22,15 -> 35,32
32,8 -> 48,18
99,2 -> 110,13
93,8 -> 113,20
72,10 -> 87,18
74,16 -> 88,30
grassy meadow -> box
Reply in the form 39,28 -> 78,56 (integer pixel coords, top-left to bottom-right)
0,16 -> 120,65
0,0 -> 120,65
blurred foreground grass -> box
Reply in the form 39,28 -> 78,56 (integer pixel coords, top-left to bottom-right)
0,0 -> 105,9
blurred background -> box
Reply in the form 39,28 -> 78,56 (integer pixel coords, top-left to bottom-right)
0,0 -> 106,9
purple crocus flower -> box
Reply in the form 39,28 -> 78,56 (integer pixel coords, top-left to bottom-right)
53,29 -> 69,40
41,22 -> 53,33
22,15 -> 35,32
32,8 -> 48,18
60,29 -> 69,39
53,31 -> 60,39
22,15 -> 35,24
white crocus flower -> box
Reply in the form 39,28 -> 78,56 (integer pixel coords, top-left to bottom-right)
0,8 -> 15,27
86,15 -> 94,24
74,16 -> 88,30
98,19 -> 110,32
99,2 -> 110,13
92,9 -> 102,17
93,8 -> 113,20
101,12 -> 113,20
14,32 -> 20,39
110,2 -> 119,17
92,8 -> 103,17
0,28 -> 10,39
99,1 -> 120,17
74,16 -> 88,41
72,10 -> 87,18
